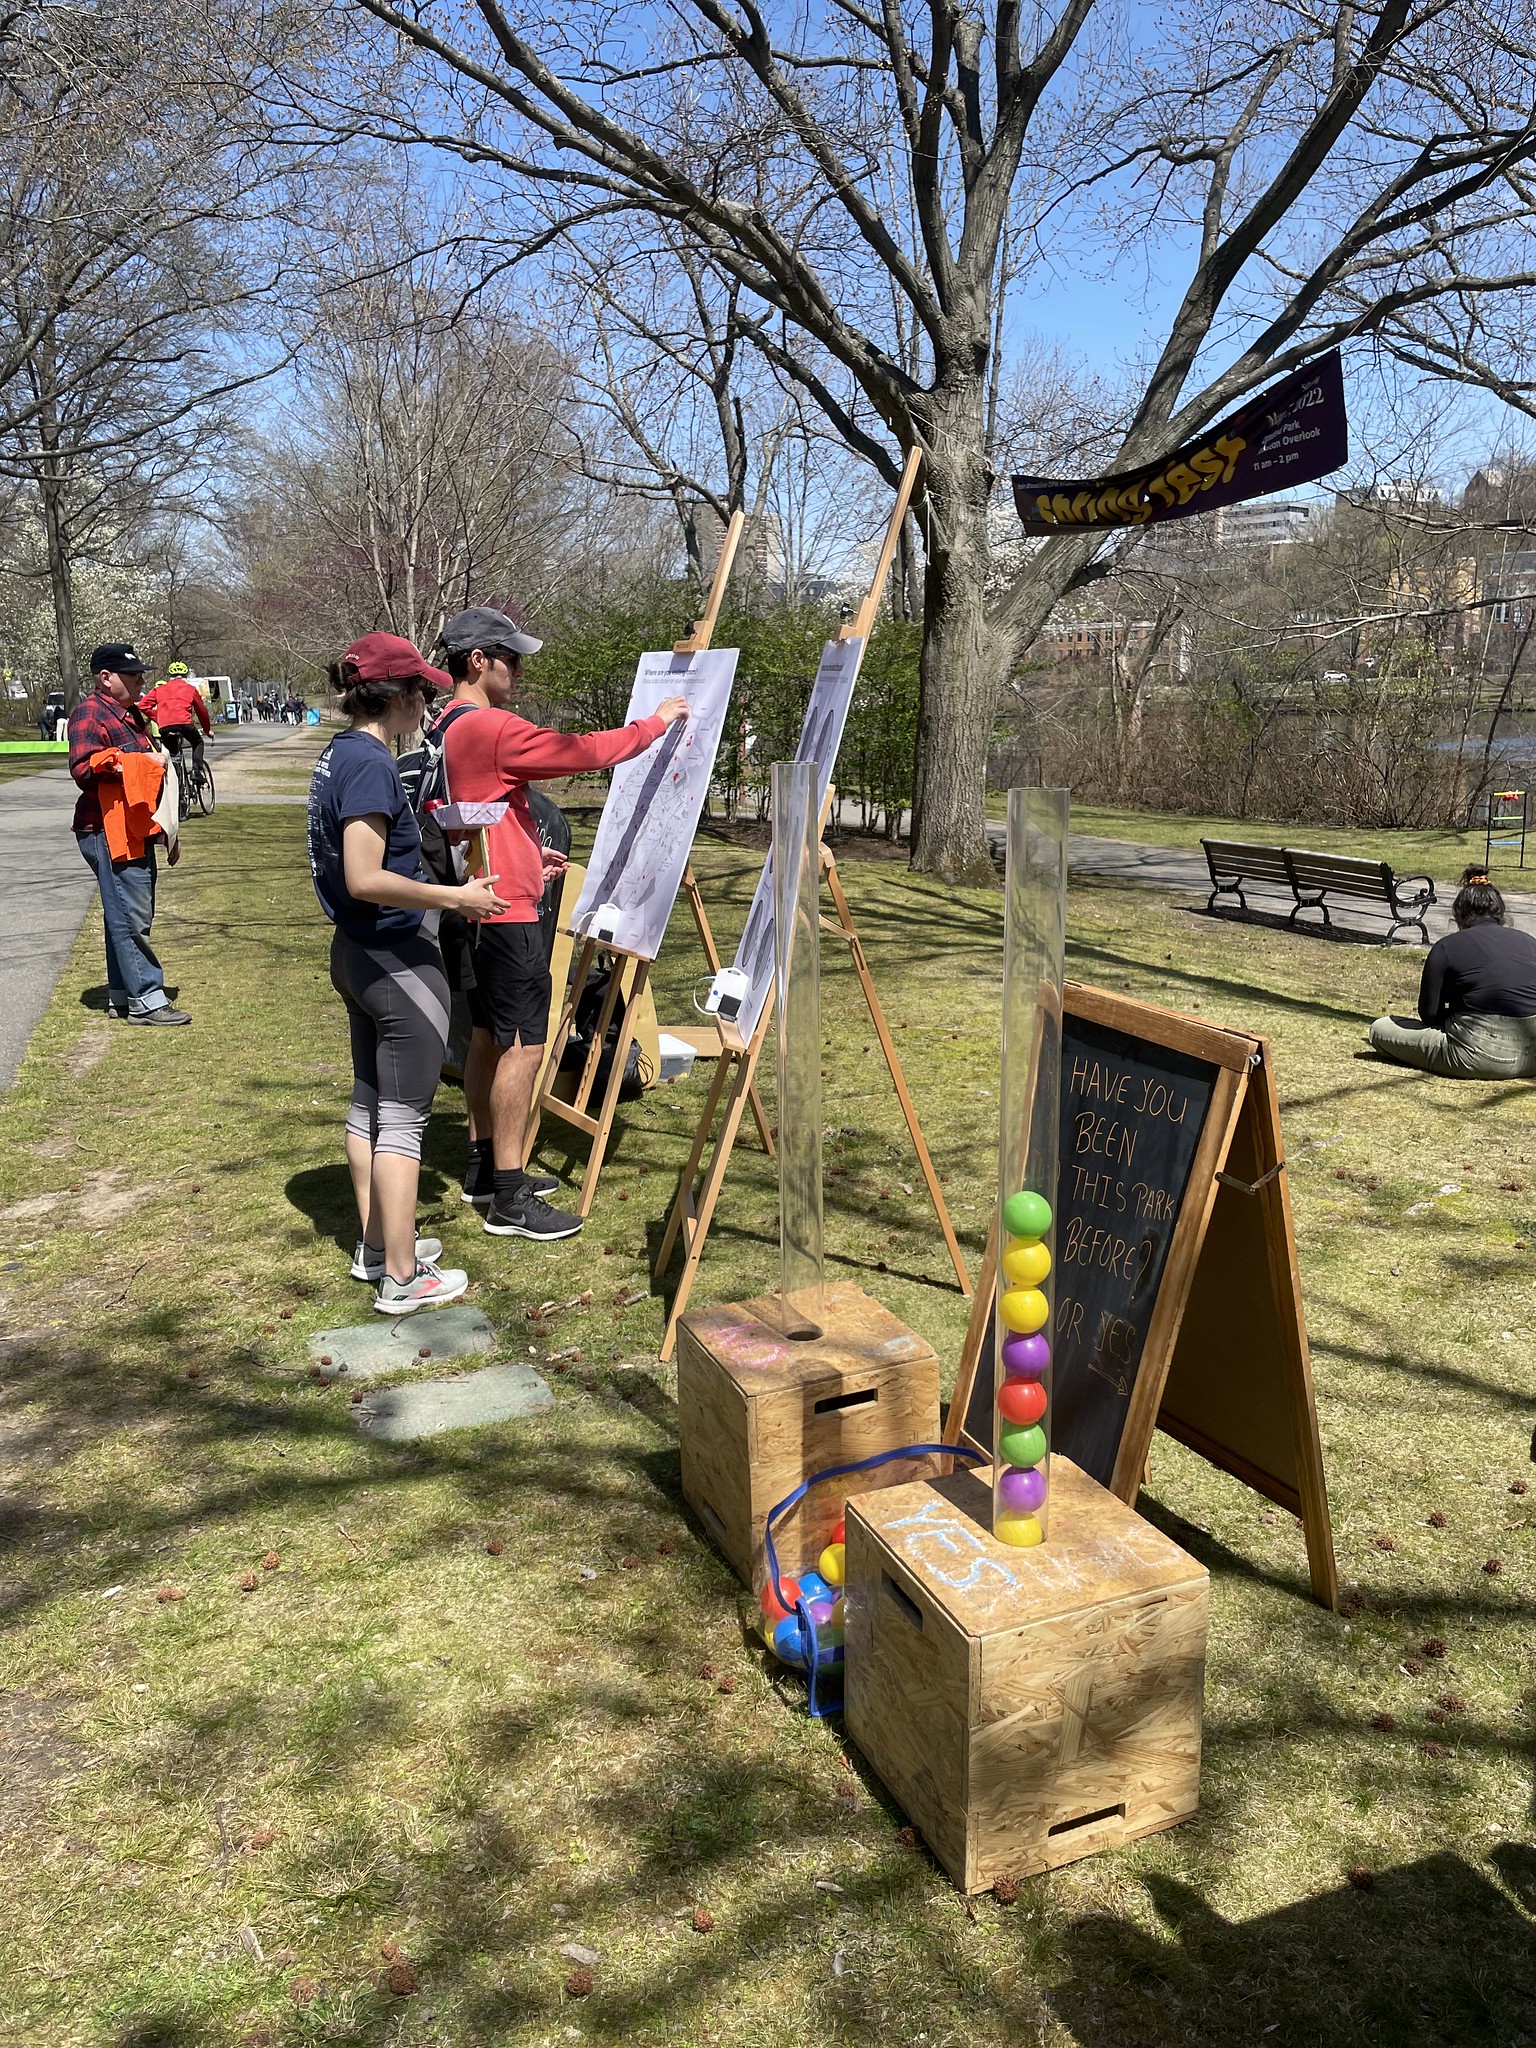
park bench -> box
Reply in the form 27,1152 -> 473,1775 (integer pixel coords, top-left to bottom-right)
1202,837 -> 1436,945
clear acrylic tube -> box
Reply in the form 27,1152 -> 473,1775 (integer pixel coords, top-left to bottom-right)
994,786 -> 1068,1545
772,758 -> 824,1340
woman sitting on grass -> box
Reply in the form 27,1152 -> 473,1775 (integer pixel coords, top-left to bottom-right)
1368,868 -> 1536,1080
309,633 -> 508,1313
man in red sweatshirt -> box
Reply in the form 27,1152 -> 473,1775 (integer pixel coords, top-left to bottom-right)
436,607 -> 688,1240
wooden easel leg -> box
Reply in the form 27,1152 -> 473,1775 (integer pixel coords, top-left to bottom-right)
683,862 -> 723,973
528,937 -> 597,1157
822,855 -> 971,1297
572,955 -> 626,1118
660,1040 -> 763,1361
944,1215 -> 999,1456
575,963 -> 648,1217
657,1041 -> 736,1276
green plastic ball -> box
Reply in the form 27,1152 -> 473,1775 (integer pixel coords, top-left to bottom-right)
998,1421 -> 1048,1469
1002,1189 -> 1052,1239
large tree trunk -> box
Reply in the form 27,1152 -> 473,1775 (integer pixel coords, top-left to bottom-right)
43,483 -> 78,703
34,363 -> 79,703
908,369 -> 1012,882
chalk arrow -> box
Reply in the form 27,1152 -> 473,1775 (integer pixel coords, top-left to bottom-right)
1088,1358 -> 1129,1397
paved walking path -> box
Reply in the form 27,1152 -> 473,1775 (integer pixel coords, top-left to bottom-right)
0,766 -> 96,1092
0,727 -> 319,1092
1062,831 -> 1536,942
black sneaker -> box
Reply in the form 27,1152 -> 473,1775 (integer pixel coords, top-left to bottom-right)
127,1005 -> 192,1026
463,1158 -> 559,1205
484,1190 -> 583,1239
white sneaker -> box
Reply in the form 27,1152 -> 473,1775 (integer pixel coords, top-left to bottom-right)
373,1260 -> 469,1315
352,1236 -> 443,1282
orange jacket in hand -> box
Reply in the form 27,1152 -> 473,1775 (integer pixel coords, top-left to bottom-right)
88,749 -> 166,861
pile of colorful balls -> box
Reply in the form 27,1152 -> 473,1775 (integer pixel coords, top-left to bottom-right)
760,1522 -> 847,1668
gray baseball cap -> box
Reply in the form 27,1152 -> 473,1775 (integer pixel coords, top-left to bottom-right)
438,607 -> 543,658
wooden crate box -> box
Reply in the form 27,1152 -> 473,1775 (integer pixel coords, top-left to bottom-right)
677,1283 -> 941,1587
844,1457 -> 1207,1892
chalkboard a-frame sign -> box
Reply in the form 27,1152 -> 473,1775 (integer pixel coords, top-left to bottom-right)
946,980 -> 1337,1609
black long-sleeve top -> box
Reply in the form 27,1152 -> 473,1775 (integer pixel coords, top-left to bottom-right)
1418,920 -> 1536,1024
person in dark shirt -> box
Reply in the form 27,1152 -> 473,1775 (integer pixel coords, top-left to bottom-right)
1368,869 -> 1536,1078
309,632 -> 508,1313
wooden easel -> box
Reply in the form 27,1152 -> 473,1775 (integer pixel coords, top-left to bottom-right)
655,447 -> 970,1360
529,512 -> 746,1216
944,982 -> 1338,1609
656,819 -> 973,1358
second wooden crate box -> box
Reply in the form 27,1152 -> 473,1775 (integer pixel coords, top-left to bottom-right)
677,1282 -> 941,1587
844,1457 -> 1207,1892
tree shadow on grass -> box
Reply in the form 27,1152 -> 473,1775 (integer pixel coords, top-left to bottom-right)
1049,1855 -> 1536,2047
3,1305 -> 1529,2047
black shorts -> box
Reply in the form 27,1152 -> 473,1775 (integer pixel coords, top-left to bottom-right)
467,922 -> 552,1047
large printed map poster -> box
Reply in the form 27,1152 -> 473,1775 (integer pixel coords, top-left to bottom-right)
570,646 -> 739,960
731,634 -> 865,1039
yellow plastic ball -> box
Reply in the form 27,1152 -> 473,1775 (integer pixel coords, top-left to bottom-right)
1002,1238 -> 1052,1288
818,1542 -> 846,1587
999,1286 -> 1049,1335
995,1512 -> 1044,1548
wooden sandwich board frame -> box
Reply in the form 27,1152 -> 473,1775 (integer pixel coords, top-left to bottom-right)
945,982 -> 1338,1609
528,512 -> 746,1215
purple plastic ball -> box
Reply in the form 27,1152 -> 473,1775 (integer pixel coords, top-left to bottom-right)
808,1598 -> 836,1626
998,1465 -> 1047,1514
1002,1331 -> 1050,1380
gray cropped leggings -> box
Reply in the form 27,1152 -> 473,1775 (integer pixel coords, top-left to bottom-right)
330,927 -> 449,1160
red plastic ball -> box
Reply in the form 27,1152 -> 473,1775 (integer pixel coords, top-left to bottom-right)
831,1517 -> 846,1545
760,1575 -> 803,1624
998,1378 -> 1047,1428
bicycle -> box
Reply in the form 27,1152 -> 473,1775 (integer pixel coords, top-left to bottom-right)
163,730 -> 216,820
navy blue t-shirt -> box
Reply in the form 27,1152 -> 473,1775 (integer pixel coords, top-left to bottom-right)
308,729 -> 428,941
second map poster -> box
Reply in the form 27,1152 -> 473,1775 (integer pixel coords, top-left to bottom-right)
570,646 -> 739,960
731,634 -> 865,1040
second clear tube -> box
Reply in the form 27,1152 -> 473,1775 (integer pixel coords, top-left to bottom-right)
773,758 -> 824,1340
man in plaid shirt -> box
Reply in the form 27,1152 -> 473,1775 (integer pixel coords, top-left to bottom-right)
67,643 -> 191,1026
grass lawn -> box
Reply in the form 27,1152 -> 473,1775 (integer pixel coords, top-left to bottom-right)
0,753 -> 64,783
992,797 -> 1521,890
0,801 -> 1533,2045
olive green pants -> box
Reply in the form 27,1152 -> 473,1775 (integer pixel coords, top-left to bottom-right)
1368,1010 -> 1536,1080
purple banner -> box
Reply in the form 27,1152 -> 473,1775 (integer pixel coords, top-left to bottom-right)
1012,351 -> 1347,535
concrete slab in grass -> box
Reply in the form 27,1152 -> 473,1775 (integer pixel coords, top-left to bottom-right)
356,1364 -> 553,1442
308,1306 -> 496,1381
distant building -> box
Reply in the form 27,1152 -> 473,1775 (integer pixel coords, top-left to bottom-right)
1334,478 -> 1446,510
1480,549 -> 1536,627
692,504 -> 786,589
1033,614 -> 1189,675
1215,498 -> 1316,549
1130,497 -> 1314,570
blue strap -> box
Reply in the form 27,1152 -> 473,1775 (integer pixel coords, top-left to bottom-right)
762,1440 -> 987,1716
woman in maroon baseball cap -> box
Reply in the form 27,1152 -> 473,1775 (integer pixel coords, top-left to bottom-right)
308,634 -> 508,1312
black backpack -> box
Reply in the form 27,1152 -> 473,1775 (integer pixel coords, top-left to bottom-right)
399,704 -> 477,887
398,702 -> 473,816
